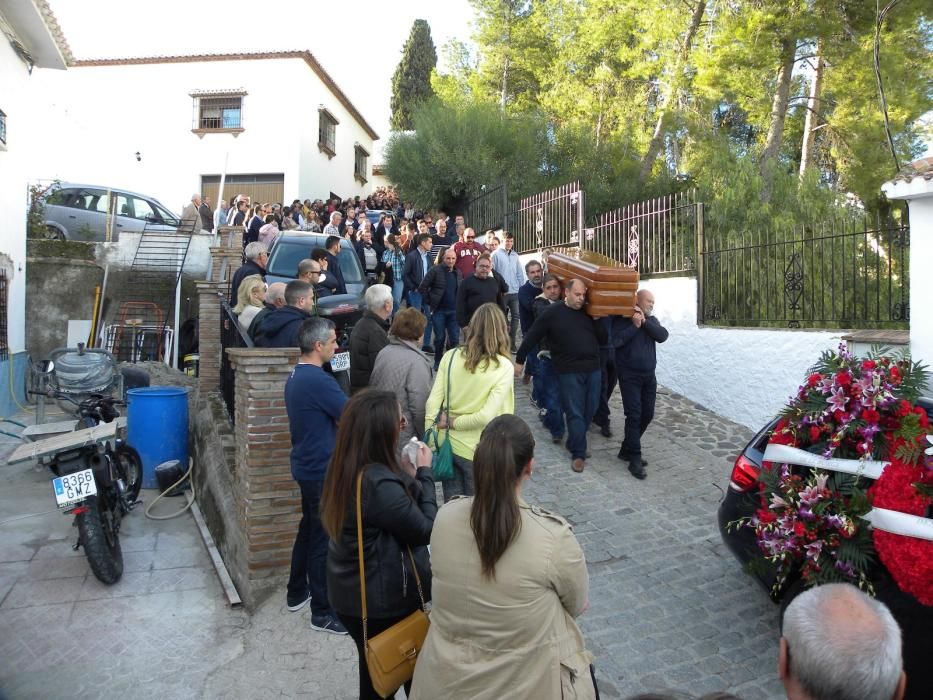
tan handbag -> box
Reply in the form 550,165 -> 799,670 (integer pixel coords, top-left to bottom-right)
356,473 -> 430,699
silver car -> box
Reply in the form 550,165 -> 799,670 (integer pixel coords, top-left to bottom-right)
42,183 -> 181,241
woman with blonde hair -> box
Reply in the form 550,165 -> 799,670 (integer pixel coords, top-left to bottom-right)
410,414 -> 594,699
232,274 -> 265,335
425,302 -> 514,501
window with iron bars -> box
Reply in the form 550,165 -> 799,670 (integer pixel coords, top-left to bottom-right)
318,108 -> 338,157
0,108 -> 7,147
354,145 -> 369,184
193,95 -> 243,131
0,268 -> 8,361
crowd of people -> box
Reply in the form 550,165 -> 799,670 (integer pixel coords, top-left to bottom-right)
221,199 -> 912,700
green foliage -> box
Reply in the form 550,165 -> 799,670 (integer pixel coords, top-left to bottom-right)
26,181 -> 60,239
390,20 -> 438,132
385,99 -> 551,207
395,0 -> 932,224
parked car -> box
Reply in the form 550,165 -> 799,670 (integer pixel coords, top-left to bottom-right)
717,398 -> 933,700
42,182 -> 181,241
265,232 -> 365,395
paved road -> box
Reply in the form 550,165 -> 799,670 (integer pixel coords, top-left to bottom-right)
0,383 -> 784,699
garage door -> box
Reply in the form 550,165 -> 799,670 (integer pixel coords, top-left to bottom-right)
201,173 -> 285,208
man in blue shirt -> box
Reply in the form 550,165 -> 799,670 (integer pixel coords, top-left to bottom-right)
491,233 -> 526,352
284,317 -> 348,635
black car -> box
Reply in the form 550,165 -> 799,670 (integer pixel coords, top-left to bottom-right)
717,398 -> 933,700
265,233 -> 365,394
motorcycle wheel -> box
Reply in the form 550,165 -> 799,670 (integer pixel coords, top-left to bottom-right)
76,495 -> 124,585
114,444 -> 143,503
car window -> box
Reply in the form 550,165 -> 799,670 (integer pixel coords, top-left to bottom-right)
336,245 -> 363,282
46,188 -> 75,206
153,202 -> 178,225
115,195 -> 133,218
267,241 -> 318,277
90,191 -> 111,214
130,196 -> 156,221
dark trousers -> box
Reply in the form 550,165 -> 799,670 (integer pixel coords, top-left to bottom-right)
338,613 -> 413,700
619,370 -> 657,457
558,370 -> 601,460
537,355 -> 564,439
503,293 -> 520,348
431,308 -> 459,368
286,479 -> 331,616
524,347 -> 542,404
442,453 -> 474,502
593,348 -> 618,428
406,290 -> 433,348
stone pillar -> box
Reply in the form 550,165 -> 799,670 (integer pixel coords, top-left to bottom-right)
882,160 -> 933,396
195,281 -> 225,393
226,347 -> 301,601
210,247 -> 243,289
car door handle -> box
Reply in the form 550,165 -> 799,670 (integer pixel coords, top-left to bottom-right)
68,215 -> 76,219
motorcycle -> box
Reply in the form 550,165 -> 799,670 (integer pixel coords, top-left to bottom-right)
31,384 -> 143,584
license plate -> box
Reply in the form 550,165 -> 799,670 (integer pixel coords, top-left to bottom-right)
330,352 -> 350,372
52,469 -> 97,509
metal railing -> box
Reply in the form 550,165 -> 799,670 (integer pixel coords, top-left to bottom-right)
220,297 -> 253,424
587,190 -> 700,277
463,183 -> 513,235
699,218 -> 910,329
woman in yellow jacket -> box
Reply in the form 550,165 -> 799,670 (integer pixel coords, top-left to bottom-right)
425,302 -> 515,502
410,414 -> 595,699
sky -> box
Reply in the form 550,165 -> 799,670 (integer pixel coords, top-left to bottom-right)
46,0 -> 476,157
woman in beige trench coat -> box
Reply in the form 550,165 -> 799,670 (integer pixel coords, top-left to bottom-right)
410,414 -> 596,700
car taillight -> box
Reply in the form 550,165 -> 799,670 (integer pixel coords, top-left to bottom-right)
729,454 -> 760,492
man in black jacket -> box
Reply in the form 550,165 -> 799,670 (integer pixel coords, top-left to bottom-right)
517,259 -> 544,396
323,236 -> 348,295
402,233 -> 435,351
254,280 -> 315,348
230,241 -> 268,302
514,279 -> 607,474
419,247 -> 461,369
348,284 -> 392,392
611,289 -> 668,479
455,253 -> 505,329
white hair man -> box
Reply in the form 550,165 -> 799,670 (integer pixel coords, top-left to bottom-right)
323,210 -> 342,237
347,284 -> 393,393
780,583 -> 906,700
230,241 -> 268,303
179,193 -> 202,233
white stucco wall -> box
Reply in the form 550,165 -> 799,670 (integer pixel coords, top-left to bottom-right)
905,197 -> 932,391
0,36 -> 34,353
23,56 -> 376,213
642,277 -> 843,429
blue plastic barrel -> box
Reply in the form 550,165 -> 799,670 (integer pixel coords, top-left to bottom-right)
126,387 -> 189,489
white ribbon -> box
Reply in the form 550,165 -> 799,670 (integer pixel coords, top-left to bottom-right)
763,443 -> 888,480
761,443 -> 933,542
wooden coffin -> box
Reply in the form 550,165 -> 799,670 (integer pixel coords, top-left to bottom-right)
545,249 -> 639,318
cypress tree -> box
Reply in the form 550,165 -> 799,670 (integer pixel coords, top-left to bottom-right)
390,19 -> 437,131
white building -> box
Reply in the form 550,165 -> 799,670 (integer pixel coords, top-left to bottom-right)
0,0 -> 70,415
25,50 -> 380,215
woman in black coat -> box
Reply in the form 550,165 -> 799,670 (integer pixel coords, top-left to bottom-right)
321,390 -> 436,700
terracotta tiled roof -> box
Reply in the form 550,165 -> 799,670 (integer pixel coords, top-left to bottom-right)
71,51 -> 379,140
891,156 -> 933,183
33,0 -> 74,65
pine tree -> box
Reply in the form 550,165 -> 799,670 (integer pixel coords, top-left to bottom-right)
390,20 -> 438,131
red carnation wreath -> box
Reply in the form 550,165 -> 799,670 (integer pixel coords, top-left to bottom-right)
868,457 -> 933,606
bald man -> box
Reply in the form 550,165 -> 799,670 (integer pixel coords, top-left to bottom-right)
780,583 -> 906,700
611,288 -> 668,479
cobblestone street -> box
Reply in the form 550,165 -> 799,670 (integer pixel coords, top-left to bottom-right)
1,381 -> 784,699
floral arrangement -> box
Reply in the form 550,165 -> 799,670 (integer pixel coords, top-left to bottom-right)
735,344 -> 932,604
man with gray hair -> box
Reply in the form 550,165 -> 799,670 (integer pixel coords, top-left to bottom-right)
779,583 -> 906,700
246,282 -> 286,341
323,211 -> 342,238
348,284 -> 393,393
230,241 -> 268,303
179,193 -> 202,233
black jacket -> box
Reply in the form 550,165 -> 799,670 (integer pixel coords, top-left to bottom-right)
348,310 -> 390,391
518,281 -> 541,333
327,463 -> 436,618
230,259 -> 266,302
418,264 -> 462,311
402,248 -> 431,293
456,274 -> 505,328
253,305 -> 312,348
354,241 -> 384,276
611,314 -> 669,374
325,251 -> 348,295
515,301 -> 607,374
